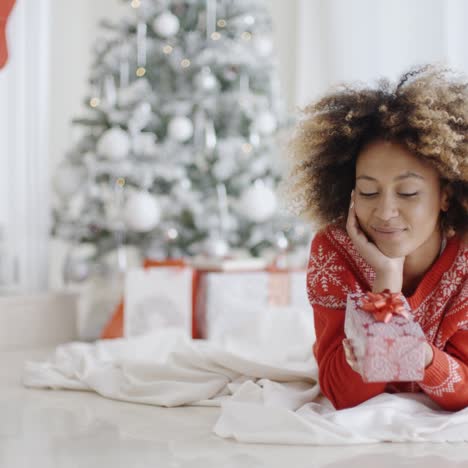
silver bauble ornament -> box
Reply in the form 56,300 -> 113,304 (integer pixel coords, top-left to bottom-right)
152,11 -> 180,38
53,163 -> 86,199
96,127 -> 131,160
194,67 -> 218,92
63,244 -> 96,283
274,232 -> 289,251
255,111 -> 277,135
239,181 -> 277,222
124,191 -> 161,232
203,235 -> 229,258
253,35 -> 273,57
168,116 -> 194,142
63,257 -> 90,283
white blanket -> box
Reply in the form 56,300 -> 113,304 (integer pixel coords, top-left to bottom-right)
23,328 -> 468,445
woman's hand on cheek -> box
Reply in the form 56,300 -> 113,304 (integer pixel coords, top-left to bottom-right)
346,190 -> 405,275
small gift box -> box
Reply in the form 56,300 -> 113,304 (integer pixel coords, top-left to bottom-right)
344,291 -> 426,383
101,259 -> 194,339
124,265 -> 193,337
195,269 -> 315,350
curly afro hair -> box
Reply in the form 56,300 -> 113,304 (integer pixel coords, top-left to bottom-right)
284,64 -> 468,238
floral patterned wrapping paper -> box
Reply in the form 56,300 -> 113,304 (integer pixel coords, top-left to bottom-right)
344,292 -> 426,382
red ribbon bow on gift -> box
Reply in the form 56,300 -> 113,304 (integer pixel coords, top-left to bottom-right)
361,289 -> 408,323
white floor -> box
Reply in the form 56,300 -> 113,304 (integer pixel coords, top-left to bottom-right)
1,348 -> 468,468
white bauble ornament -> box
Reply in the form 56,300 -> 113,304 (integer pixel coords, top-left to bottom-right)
62,244 -> 96,283
194,67 -> 218,92
124,191 -> 161,232
132,132 -> 158,157
239,181 -> 277,222
128,102 -> 152,133
53,164 -> 86,198
63,257 -> 91,283
168,116 -> 193,142
96,127 -> 131,160
256,111 -> 277,135
66,192 -> 86,220
203,235 -> 229,257
274,232 -> 289,251
253,35 -> 273,57
152,11 -> 180,38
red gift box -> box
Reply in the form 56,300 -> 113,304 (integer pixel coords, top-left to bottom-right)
344,292 -> 426,382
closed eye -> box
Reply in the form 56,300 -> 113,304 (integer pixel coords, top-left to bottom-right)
399,192 -> 419,197
359,192 -> 419,197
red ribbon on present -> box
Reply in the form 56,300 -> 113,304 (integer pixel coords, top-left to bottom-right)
361,289 -> 408,323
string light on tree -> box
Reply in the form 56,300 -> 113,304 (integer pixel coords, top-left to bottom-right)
89,97 -> 100,108
166,227 -> 179,241
162,44 -> 173,54
180,58 -> 191,68
242,142 -> 253,154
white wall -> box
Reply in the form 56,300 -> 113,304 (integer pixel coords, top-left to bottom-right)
268,0 -> 298,113
295,0 -> 468,108
0,0 -> 51,293
49,0 -> 129,169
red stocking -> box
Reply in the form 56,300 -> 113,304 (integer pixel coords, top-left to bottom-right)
0,0 -> 16,69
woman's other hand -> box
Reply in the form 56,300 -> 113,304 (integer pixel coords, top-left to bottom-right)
342,338 -> 362,375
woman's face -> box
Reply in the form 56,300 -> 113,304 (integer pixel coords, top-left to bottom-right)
354,139 -> 450,258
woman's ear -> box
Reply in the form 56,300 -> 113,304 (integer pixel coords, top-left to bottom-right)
440,182 -> 453,212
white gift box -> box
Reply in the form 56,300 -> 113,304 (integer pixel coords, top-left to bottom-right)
195,270 -> 315,356
124,266 -> 193,337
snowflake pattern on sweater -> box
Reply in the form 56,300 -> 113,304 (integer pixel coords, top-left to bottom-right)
307,224 -> 468,411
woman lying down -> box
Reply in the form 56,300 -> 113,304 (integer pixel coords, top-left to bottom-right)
288,64 -> 467,411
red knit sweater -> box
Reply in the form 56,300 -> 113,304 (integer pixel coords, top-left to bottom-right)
307,224 -> 468,411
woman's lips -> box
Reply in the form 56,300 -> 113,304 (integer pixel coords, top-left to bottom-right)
372,226 -> 406,239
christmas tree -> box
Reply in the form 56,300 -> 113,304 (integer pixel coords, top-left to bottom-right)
52,0 -> 310,280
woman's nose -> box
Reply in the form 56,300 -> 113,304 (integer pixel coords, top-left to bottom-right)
374,195 -> 399,221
